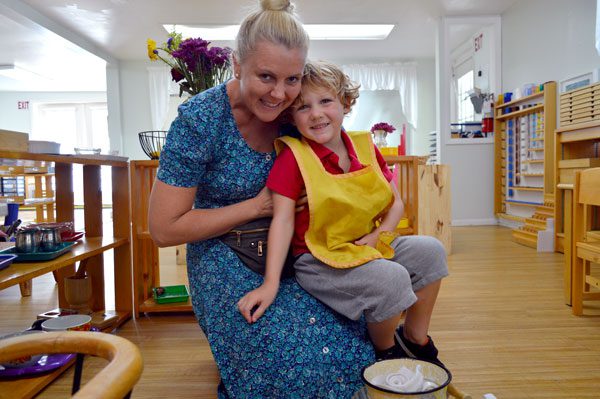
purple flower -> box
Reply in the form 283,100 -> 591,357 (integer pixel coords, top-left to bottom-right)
171,68 -> 184,83
172,38 -> 210,71
371,122 -> 396,133
167,37 -> 173,49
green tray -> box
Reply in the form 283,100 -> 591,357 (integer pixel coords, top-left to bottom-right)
0,242 -> 77,262
152,285 -> 190,304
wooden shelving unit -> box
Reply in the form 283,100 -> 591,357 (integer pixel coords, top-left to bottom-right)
494,81 -> 557,248
0,150 -> 132,319
130,160 -> 192,315
0,164 -> 56,223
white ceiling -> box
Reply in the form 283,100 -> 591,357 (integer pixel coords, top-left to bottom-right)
0,0 -> 520,92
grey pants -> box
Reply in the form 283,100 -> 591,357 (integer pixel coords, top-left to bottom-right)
294,235 -> 448,323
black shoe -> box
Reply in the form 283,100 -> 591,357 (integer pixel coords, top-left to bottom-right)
374,343 -> 409,361
393,325 -> 445,367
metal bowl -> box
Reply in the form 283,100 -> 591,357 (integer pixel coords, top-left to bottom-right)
15,228 -> 41,253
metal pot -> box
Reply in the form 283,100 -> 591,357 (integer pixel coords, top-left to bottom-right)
39,227 -> 62,252
15,228 -> 41,253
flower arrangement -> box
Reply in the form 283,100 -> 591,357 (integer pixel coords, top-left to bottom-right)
370,122 -> 396,134
147,32 -> 233,97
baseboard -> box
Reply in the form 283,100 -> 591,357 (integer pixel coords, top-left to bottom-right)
451,218 -> 498,226
497,218 -> 522,229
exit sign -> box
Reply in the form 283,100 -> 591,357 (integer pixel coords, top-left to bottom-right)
18,101 -> 29,110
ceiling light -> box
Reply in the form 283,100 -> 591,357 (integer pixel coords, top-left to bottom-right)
163,24 -> 395,41
0,65 -> 48,81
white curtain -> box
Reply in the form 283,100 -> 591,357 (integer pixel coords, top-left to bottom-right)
596,0 -> 600,55
147,66 -> 171,131
342,62 -> 418,130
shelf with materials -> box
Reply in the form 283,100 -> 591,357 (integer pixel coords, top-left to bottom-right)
0,163 -> 56,222
130,160 -> 193,315
0,150 -> 132,324
493,81 -> 557,248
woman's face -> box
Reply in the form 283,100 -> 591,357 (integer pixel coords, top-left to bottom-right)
234,41 -> 306,123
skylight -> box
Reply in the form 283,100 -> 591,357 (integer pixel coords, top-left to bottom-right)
163,24 -> 395,41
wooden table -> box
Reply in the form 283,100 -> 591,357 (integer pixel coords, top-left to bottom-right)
0,151 -> 132,398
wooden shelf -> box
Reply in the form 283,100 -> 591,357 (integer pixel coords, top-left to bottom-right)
495,103 -> 544,121
506,200 -> 544,208
496,91 -> 544,109
139,298 -> 193,313
517,173 -> 544,177
0,237 -> 128,290
512,186 -> 544,192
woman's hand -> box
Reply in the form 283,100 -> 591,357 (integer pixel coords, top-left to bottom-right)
237,282 -> 279,323
354,230 -> 380,248
295,189 -> 307,212
254,186 -> 274,218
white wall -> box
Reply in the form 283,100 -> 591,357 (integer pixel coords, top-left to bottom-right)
502,0 -> 600,93
437,16 -> 501,226
415,58 -> 436,156
0,91 -> 106,135
118,60 -> 155,160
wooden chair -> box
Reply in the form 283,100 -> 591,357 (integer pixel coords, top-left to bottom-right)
0,331 -> 143,398
571,167 -> 600,315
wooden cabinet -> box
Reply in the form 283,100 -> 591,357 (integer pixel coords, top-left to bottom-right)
0,150 -> 133,325
494,81 -> 557,248
554,120 -> 600,305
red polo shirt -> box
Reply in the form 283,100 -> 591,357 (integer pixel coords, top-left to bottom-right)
266,131 -> 393,256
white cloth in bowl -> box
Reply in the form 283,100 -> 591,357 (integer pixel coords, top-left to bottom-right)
371,365 -> 438,393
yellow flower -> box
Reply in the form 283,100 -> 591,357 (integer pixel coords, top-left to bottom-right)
147,39 -> 158,61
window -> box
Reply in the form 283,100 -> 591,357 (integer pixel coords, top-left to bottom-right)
456,70 -> 475,123
31,102 -> 112,205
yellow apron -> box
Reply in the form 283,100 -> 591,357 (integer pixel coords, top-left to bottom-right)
276,132 -> 398,269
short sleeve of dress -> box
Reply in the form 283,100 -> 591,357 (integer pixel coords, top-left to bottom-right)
266,146 -> 304,200
157,98 -> 213,188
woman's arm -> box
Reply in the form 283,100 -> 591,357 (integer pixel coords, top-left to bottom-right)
237,192 -> 296,323
148,180 -> 273,247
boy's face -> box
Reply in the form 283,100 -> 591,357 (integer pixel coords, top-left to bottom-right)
291,85 -> 348,146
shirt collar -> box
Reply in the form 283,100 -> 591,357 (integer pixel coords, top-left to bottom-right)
304,129 -> 361,164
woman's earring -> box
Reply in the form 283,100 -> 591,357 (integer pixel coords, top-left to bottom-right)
235,73 -> 240,79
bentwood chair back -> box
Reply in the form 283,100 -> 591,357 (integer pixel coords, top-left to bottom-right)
571,167 -> 600,315
0,331 -> 143,398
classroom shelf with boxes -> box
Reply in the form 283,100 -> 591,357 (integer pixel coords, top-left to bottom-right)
494,81 -> 557,248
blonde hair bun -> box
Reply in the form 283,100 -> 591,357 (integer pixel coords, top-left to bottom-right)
260,0 -> 294,12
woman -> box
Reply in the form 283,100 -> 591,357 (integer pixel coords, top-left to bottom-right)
149,1 -> 375,397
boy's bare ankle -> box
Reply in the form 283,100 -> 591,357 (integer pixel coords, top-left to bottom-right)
402,328 -> 428,346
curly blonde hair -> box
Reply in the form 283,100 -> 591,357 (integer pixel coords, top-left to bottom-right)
294,60 -> 360,111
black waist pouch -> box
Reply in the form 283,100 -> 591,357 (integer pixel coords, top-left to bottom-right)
219,217 -> 295,277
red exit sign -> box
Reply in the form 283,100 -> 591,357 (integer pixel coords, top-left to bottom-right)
18,101 -> 29,110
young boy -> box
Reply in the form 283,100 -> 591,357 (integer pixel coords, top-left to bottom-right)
237,60 -> 448,364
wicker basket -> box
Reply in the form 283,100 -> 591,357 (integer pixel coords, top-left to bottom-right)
138,131 -> 167,160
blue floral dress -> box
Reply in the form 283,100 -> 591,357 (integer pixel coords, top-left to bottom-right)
157,83 -> 375,398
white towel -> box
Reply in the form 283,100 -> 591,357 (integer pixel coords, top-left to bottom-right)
371,365 -> 438,393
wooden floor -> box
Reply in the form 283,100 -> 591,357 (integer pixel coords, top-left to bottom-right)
1,226 -> 599,398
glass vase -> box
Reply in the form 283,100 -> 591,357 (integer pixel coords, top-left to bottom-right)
372,129 -> 388,148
